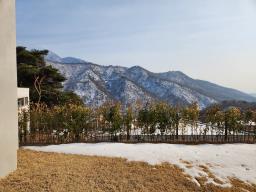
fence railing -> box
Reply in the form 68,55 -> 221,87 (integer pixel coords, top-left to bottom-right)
19,133 -> 256,146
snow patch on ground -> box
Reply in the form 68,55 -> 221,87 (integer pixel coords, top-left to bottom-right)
25,143 -> 256,187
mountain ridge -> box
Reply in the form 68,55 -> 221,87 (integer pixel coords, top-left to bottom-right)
45,52 -> 256,108
46,51 -> 88,64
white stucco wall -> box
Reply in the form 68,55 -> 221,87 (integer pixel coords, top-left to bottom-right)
17,87 -> 30,111
17,88 -> 30,99
0,0 -> 18,177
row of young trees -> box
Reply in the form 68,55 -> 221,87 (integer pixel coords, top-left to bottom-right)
19,101 -> 256,142
203,105 -> 256,138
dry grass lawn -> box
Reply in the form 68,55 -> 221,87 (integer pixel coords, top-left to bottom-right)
0,149 -> 255,192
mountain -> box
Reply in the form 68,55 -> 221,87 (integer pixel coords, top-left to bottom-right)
45,51 -> 63,63
250,93 -> 256,98
159,72 -> 255,102
46,51 -> 86,64
45,52 -> 256,109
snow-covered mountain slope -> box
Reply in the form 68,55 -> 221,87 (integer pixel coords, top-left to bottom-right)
159,71 -> 256,102
45,52 -> 256,108
46,51 -> 87,64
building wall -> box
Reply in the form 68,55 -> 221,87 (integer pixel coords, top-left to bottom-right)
0,0 -> 18,177
17,88 -> 30,99
17,88 -> 30,112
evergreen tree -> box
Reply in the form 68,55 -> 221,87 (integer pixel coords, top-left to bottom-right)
124,106 -> 133,140
224,107 -> 241,138
103,103 -> 122,136
154,102 -> 169,135
17,46 -> 83,106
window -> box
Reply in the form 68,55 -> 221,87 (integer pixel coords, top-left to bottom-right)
18,98 -> 24,107
24,97 -> 28,105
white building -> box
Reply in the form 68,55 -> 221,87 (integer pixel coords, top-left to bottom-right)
18,88 -> 30,133
17,88 -> 30,113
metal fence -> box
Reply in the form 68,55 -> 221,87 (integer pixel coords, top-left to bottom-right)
19,133 -> 256,146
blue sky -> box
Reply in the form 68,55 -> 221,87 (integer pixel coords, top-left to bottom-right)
16,0 -> 256,93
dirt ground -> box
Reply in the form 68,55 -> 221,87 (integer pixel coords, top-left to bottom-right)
0,150 -> 255,192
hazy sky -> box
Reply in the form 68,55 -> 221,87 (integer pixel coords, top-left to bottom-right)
16,0 -> 256,93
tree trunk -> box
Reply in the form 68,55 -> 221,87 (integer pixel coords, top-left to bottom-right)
224,120 -> 228,141
175,123 -> 179,139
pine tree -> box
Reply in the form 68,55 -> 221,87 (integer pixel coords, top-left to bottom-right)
17,46 -> 83,106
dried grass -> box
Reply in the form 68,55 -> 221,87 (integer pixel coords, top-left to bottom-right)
0,150 -> 255,192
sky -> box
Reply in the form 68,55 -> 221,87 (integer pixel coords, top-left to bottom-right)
16,0 -> 256,93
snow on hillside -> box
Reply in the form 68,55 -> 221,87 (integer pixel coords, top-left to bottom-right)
25,143 -> 256,187
45,51 -> 256,108
47,61 -> 216,108
45,51 -> 86,64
